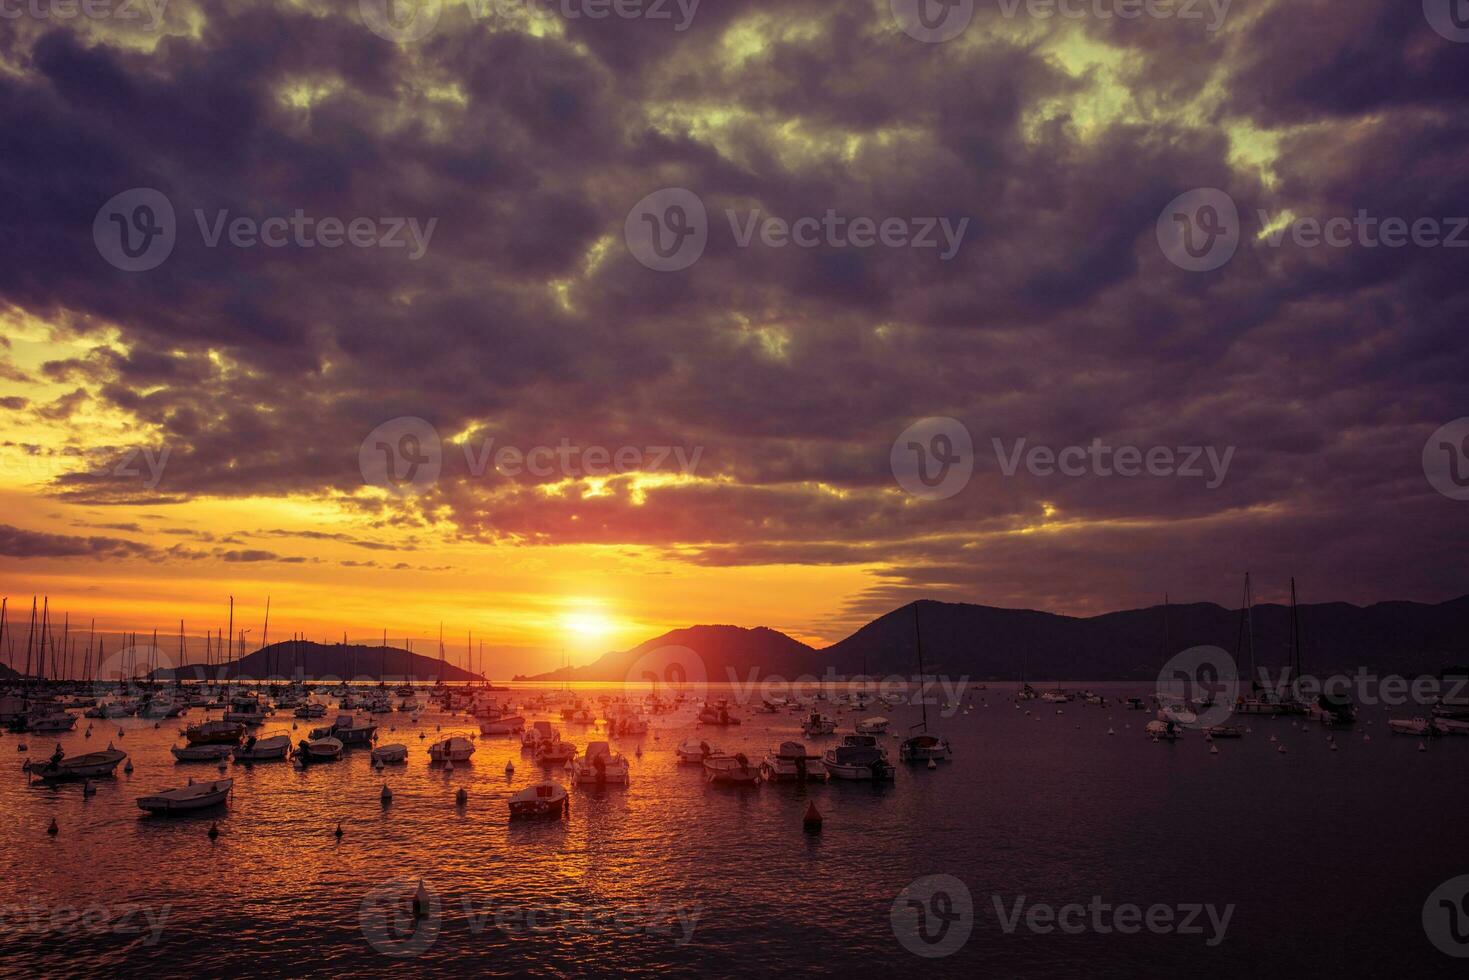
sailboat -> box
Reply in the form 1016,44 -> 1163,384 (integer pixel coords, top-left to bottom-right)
1233,573 -> 1284,715
900,602 -> 953,762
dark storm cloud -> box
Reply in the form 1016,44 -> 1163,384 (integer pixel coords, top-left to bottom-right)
0,1 -> 1465,617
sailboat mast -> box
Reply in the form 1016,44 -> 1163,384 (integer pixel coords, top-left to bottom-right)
913,602 -> 928,732
226,596 -> 234,683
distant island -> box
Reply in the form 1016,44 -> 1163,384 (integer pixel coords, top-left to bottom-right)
148,640 -> 484,682
518,595 -> 1469,683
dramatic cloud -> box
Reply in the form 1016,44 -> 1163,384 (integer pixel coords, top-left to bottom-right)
0,0 -> 1465,632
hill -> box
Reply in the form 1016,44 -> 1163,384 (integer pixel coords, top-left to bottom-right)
151,641 -> 484,682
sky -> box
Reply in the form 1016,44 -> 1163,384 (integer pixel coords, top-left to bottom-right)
0,0 -> 1467,677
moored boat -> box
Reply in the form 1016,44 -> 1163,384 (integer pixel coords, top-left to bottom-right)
822,735 -> 894,781
854,716 -> 889,735
297,736 -> 345,761
533,739 -> 577,766
479,715 -> 525,736
232,734 -> 291,761
801,712 -> 836,737
696,700 -> 741,726
171,743 -> 234,762
24,743 -> 127,781
899,732 -> 952,762
185,720 -> 245,745
759,741 -> 825,782
508,780 -> 568,819
570,741 -> 630,786
137,778 -> 233,814
703,752 -> 760,785
675,738 -> 716,764
371,743 -> 409,764
428,734 -> 476,763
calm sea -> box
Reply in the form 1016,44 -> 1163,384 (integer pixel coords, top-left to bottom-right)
2,682 -> 1465,977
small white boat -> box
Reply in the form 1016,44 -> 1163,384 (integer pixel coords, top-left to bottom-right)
822,736 -> 894,781
703,752 -> 760,785
801,712 -> 837,737
296,736 -> 344,761
232,734 -> 291,761
607,713 -> 649,736
760,741 -> 826,782
676,738 -> 717,764
293,703 -> 327,718
371,743 -> 409,764
24,743 -> 127,781
696,701 -> 741,726
899,732 -> 952,762
171,743 -> 234,762
522,720 -> 559,748
1434,717 -> 1469,736
478,715 -> 525,736
508,780 -> 568,819
534,740 -> 577,766
428,735 -> 476,763
327,714 -> 378,746
570,741 -> 630,786
137,778 -> 233,814
854,716 -> 889,735
27,711 -> 78,733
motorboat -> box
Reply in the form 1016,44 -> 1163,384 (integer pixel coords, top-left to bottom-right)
185,720 -> 245,745
696,701 -> 741,726
534,740 -> 578,766
1388,717 -> 1439,737
293,703 -> 327,718
479,715 -> 526,736
297,736 -> 345,761
854,716 -> 890,735
570,708 -> 596,725
371,743 -> 409,764
232,733 -> 291,761
1144,719 -> 1183,741
703,752 -> 760,785
26,710 -> 78,733
1155,704 -> 1198,727
397,697 -> 421,712
1201,725 -> 1244,739
223,695 -> 269,725
607,712 -> 648,736
137,778 -> 233,814
759,741 -> 826,782
428,734 -> 476,763
522,720 -> 559,749
139,696 -> 185,720
801,712 -> 837,737
1123,697 -> 1148,710
171,743 -> 234,762
1434,717 -> 1469,736
508,781 -> 568,819
327,714 -> 378,746
570,741 -> 631,786
822,735 -> 895,781
676,738 -> 717,764
24,743 -> 127,781
1305,693 -> 1357,727
85,701 -> 135,719
1041,689 -> 1072,704
899,732 -> 952,762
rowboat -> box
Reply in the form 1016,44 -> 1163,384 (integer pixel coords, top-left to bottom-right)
478,715 -> 525,736
171,743 -> 234,762
296,736 -> 344,761
24,744 -> 127,781
232,734 -> 291,761
704,753 -> 760,785
371,743 -> 408,764
508,781 -> 568,819
854,716 -> 889,735
137,778 -> 233,814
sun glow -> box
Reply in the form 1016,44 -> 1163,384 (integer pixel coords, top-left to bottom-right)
561,611 -> 616,644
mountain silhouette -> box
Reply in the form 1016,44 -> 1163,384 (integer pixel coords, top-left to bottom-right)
149,641 -> 483,682
521,595 -> 1469,682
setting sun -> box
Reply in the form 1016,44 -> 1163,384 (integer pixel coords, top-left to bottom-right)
560,610 -> 616,645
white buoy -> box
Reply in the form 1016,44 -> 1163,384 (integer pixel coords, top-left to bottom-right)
1418,741 -> 1427,752
1107,727 -> 1115,735
927,758 -> 937,770
1277,744 -> 1286,754
1363,734 -> 1371,742
1330,743 -> 1338,751
1209,744 -> 1219,755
